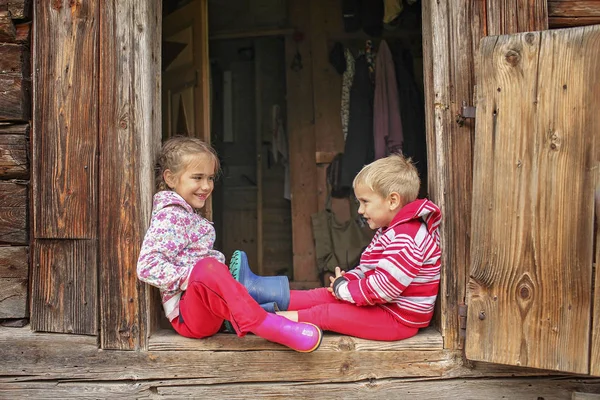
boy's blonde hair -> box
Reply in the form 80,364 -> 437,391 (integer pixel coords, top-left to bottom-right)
352,153 -> 420,204
156,136 -> 220,192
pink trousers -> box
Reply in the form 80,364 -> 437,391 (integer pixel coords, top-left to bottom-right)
290,288 -> 418,341
170,258 -> 266,339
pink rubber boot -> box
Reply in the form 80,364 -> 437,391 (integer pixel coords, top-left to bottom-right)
251,313 -> 323,353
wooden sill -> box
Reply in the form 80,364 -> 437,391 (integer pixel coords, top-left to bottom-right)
148,326 -> 443,352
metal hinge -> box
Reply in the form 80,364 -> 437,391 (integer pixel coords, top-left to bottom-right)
458,303 -> 467,339
456,101 -> 476,127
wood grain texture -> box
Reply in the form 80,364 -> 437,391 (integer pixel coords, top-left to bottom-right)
286,0 -> 318,282
467,26 -> 600,374
0,246 -> 27,318
0,325 -> 592,387
424,0 -> 550,351
0,0 -> 31,19
485,0 -> 548,35
549,0 -> 600,27
1,377 -> 599,399
148,327 -> 443,352
591,176 -> 600,376
310,0 -> 345,156
0,75 -> 29,121
0,125 -> 28,179
0,10 -> 15,41
32,0 -> 98,238
99,0 -> 160,350
0,43 -> 28,76
0,181 -> 26,244
30,240 -> 97,334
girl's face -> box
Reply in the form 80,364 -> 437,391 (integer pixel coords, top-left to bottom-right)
354,183 -> 401,230
164,153 -> 216,209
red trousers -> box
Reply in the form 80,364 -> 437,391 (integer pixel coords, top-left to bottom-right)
290,288 -> 418,341
170,258 -> 266,339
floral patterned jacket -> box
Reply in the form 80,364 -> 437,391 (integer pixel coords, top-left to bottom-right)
136,190 -> 225,321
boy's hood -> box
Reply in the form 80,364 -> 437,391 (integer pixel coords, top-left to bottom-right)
152,190 -> 193,215
387,198 -> 441,235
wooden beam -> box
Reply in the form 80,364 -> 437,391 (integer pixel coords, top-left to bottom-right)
0,124 -> 28,179
0,43 -> 29,77
286,0 -> 318,283
210,27 -> 294,40
0,181 -> 27,244
0,75 -> 29,121
30,240 -> 97,334
0,10 -> 15,41
0,0 -> 31,20
2,377 -> 600,399
0,246 -> 27,318
98,0 -> 160,350
148,326 -> 443,352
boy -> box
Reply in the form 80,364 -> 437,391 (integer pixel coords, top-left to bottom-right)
230,154 -> 442,341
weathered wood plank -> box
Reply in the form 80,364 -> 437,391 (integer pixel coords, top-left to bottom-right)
1,377 -> 599,400
30,240 -> 97,335
148,327 -> 443,352
0,10 -> 15,41
0,43 -> 28,76
0,75 -> 30,121
0,130 -> 29,179
286,0 -> 318,283
0,181 -> 26,244
573,393 -> 600,400
32,0 -> 98,238
0,246 -> 28,318
549,1 -> 600,17
99,0 -> 160,350
0,0 -> 31,20
550,16 -> 600,27
485,0 -> 548,35
0,326 -> 576,382
310,0 -> 344,156
0,127 -> 28,179
467,26 -> 600,374
591,185 -> 600,376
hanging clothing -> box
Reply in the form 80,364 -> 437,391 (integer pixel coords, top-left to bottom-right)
341,48 -> 355,140
340,55 -> 375,189
271,105 -> 291,200
390,43 -> 428,194
373,40 -> 403,159
383,0 -> 403,24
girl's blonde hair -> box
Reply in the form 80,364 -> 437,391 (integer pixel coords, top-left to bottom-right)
352,153 -> 420,204
156,136 -> 220,192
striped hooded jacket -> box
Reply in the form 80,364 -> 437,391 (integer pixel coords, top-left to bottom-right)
334,199 -> 442,328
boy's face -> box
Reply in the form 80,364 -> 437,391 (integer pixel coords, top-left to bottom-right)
354,183 -> 401,230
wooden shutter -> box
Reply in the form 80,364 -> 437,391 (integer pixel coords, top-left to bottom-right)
466,25 -> 600,375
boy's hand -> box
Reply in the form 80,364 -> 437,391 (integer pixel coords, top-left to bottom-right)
327,266 -> 345,298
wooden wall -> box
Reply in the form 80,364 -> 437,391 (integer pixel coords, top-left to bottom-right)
548,0 -> 600,27
0,0 -> 30,322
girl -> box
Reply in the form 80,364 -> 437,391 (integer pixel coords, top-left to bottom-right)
136,136 -> 322,352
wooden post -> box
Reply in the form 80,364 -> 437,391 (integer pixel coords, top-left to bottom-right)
98,0 -> 161,350
285,0 -> 319,283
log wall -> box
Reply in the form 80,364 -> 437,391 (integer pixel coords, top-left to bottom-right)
0,0 -> 30,321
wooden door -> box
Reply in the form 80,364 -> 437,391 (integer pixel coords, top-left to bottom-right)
162,0 -> 212,218
466,25 -> 600,375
